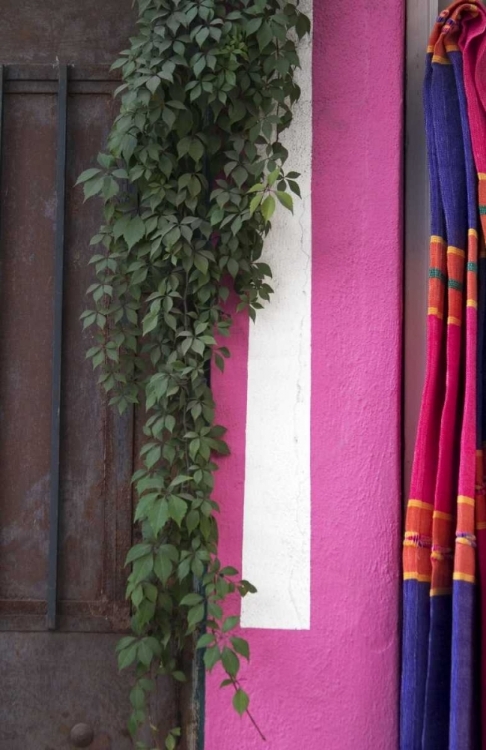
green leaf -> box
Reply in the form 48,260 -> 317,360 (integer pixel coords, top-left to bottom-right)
249,193 -> 263,215
145,445 -> 161,469
232,166 -> 248,188
195,27 -> 210,46
246,17 -> 262,35
180,593 -> 203,606
116,636 -> 136,652
148,499 -> 169,535
257,22 -> 273,51
124,216 -> 146,250
159,544 -> 179,562
125,544 -> 152,565
189,139 -> 204,162
131,553 -> 154,584
247,183 -> 265,193
203,646 -> 221,671
222,615 -> 239,633
196,633 -> 214,649
193,55 -> 206,78
76,167 -> 102,185
118,642 -> 138,670
268,168 -> 280,186
143,311 -> 159,336
144,582 -> 158,603
288,179 -> 301,198
296,11 -> 311,39
261,195 -> 276,222
227,258 -> 239,278
130,686 -> 145,710
222,647 -> 240,677
168,496 -> 188,526
147,75 -> 161,94
233,689 -> 249,716
138,640 -> 154,668
83,176 -> 104,200
230,637 -> 250,660
220,566 -> 238,576
165,414 -> 176,433
276,190 -> 294,212
187,603 -> 205,628
169,475 -> 191,488
194,253 -> 209,274
191,338 -> 205,356
154,549 -> 172,584
186,508 -> 199,533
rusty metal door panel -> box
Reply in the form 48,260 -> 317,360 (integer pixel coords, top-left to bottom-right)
0,3 -> 176,747
59,91 -> 133,623
2,632 -> 176,749
2,633 -> 134,749
0,91 -> 57,604
0,71 -> 132,633
0,0 -> 135,66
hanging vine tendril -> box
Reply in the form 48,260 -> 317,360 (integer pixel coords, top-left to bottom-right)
77,0 -> 310,746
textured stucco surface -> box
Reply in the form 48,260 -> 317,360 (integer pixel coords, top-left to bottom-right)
206,0 -> 404,747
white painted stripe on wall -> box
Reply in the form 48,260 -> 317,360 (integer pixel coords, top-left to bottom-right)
241,3 -> 313,631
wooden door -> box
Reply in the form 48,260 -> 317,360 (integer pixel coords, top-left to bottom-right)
0,3 -> 175,747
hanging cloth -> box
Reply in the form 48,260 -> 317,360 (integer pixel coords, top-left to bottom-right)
457,6 -> 486,746
401,3 -> 480,748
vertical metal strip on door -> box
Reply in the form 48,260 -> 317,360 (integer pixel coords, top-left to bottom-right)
0,65 -> 5,227
47,64 -> 68,631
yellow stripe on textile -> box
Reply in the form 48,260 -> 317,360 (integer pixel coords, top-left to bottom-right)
432,55 -> 452,65
453,573 -> 476,584
408,499 -> 434,510
433,510 -> 453,520
404,573 -> 432,583
447,246 -> 466,257
403,573 -> 432,583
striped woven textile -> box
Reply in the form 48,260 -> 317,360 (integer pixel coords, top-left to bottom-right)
401,3 -> 482,747
459,7 -> 486,746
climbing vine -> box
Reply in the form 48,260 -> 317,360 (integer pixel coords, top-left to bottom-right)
78,0 -> 310,746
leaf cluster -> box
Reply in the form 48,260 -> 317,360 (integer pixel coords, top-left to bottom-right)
78,0 -> 309,745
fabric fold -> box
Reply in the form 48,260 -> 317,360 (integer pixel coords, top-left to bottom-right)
401,3 -> 482,747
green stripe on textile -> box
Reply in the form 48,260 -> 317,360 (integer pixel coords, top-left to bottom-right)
429,267 -> 446,282
467,261 -> 478,272
448,278 -> 463,291
479,205 -> 486,214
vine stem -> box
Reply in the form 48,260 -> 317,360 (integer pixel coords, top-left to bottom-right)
231,680 -> 267,742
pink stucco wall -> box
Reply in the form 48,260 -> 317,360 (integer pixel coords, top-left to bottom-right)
206,2 -> 404,748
